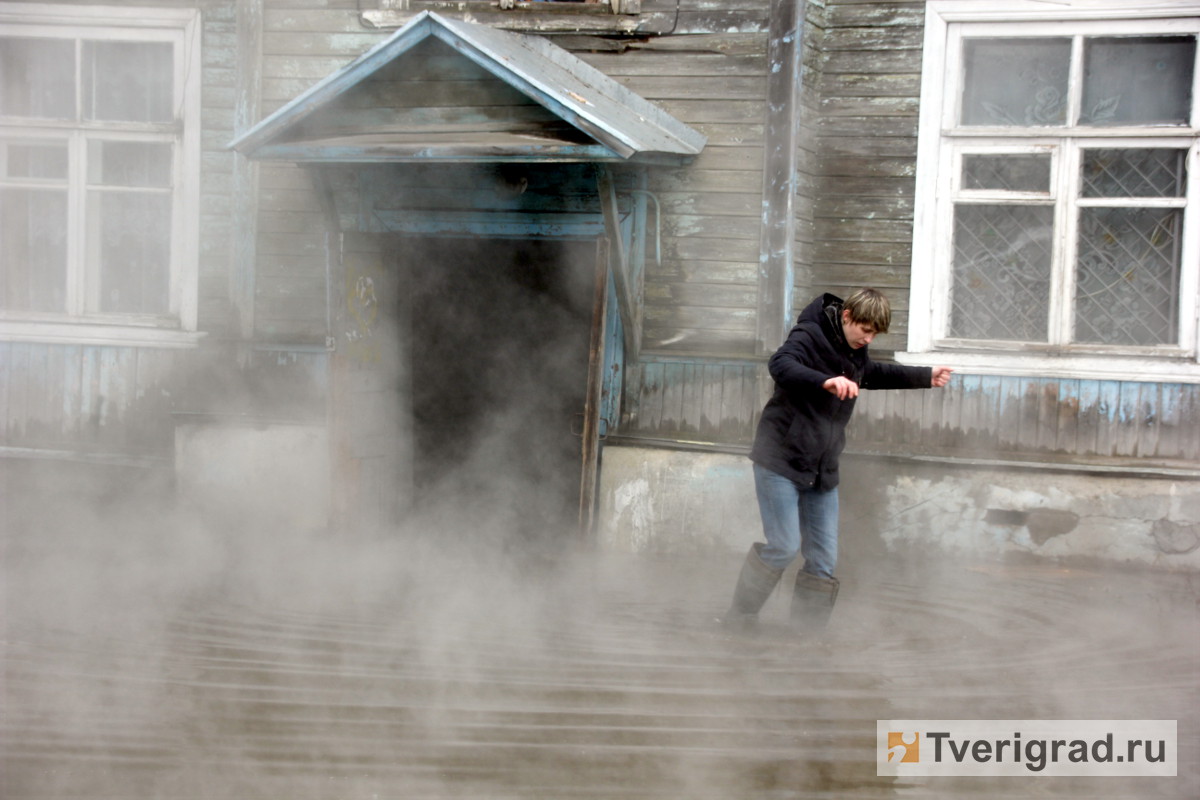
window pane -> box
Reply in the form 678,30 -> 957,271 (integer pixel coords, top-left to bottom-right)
961,38 -> 1070,126
88,141 -> 172,188
0,188 -> 68,311
3,142 -> 69,180
950,204 -> 1054,341
0,38 -> 76,119
1082,36 -> 1195,126
1075,207 -> 1180,346
962,154 -> 1051,192
1081,149 -> 1187,199
89,191 -> 172,313
82,41 -> 173,123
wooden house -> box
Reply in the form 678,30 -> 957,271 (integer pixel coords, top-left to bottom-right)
2,0 -> 1198,567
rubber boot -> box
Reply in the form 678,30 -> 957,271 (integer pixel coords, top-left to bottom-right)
723,543 -> 783,629
790,570 -> 839,632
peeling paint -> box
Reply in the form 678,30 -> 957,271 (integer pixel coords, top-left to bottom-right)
610,476 -> 655,551
876,469 -> 1200,571
596,446 -> 1200,571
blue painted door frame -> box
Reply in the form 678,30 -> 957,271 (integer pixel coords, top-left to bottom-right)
326,161 -> 639,532
343,161 -> 635,429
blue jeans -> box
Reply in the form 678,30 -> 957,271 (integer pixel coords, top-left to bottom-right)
753,463 -> 839,578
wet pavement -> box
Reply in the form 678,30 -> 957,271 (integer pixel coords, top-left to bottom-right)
3,529 -> 1198,799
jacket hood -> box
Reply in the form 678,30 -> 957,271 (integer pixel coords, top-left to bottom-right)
797,292 -> 840,326
798,292 -> 856,357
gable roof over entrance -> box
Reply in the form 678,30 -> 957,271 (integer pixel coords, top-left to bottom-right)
230,11 -> 705,164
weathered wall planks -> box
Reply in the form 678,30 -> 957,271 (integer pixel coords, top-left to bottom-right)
0,338 -> 330,459
811,0 -> 924,352
620,357 -> 768,444
0,342 -> 177,460
201,0 -> 241,339
577,32 -> 771,358
255,164 -> 334,343
4,0 -> 1196,480
619,356 -> 1200,469
852,376 -> 1200,468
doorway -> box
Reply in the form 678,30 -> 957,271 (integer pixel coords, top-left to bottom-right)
398,236 -> 598,543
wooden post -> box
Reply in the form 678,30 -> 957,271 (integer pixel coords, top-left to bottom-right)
756,0 -> 806,354
579,237 -> 611,538
597,165 -> 640,359
231,0 -> 263,342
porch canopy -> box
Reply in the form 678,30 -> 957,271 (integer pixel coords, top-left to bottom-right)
229,11 -> 706,164
229,11 -> 705,360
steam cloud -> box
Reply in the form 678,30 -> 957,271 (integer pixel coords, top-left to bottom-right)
3,194 -> 1197,797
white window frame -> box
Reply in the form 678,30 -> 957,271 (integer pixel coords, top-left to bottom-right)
0,3 -> 202,348
901,0 -> 1200,384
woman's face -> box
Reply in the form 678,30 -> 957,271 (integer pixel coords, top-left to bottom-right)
841,310 -> 877,349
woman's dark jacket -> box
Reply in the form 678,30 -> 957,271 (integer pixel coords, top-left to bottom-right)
749,293 -> 932,490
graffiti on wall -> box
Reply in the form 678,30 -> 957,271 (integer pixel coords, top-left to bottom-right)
343,262 -> 381,364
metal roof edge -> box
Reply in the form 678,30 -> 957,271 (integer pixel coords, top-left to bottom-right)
429,14 -> 707,156
228,11 -> 437,153
246,141 -> 625,163
228,10 -> 705,162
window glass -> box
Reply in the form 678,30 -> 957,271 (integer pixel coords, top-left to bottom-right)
0,37 -> 76,119
82,41 -> 174,123
88,141 -> 173,187
0,188 -> 69,311
950,204 -> 1054,341
3,142 -> 69,180
961,38 -> 1070,126
1082,36 -> 1195,126
1082,148 -> 1187,199
962,154 -> 1051,192
90,190 -> 172,314
1074,208 -> 1181,346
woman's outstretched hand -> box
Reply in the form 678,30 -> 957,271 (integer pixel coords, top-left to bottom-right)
823,376 -> 859,399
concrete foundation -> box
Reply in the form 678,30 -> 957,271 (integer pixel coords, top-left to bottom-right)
596,444 -> 1200,571
174,416 -> 330,533
596,445 -> 758,554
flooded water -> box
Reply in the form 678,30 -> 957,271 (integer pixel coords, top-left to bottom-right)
3,526 -> 1198,799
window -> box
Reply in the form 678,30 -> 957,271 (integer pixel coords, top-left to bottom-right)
904,1 -> 1200,382
0,4 -> 200,346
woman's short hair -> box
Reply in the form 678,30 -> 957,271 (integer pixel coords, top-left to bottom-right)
843,288 -> 890,334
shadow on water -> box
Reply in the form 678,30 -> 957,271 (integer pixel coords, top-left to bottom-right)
2,476 -> 1198,799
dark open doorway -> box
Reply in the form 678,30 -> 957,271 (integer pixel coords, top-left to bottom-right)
397,236 -> 598,542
